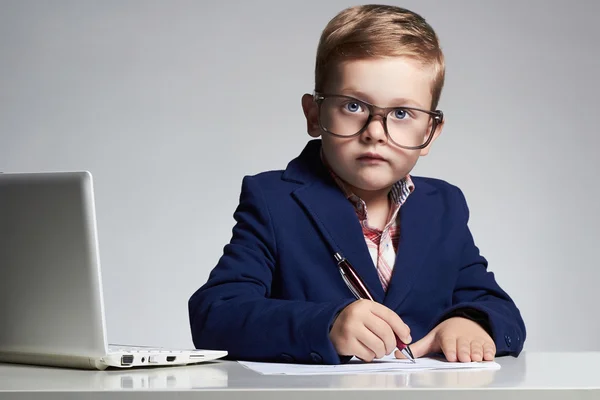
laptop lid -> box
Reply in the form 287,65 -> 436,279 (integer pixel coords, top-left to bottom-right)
0,171 -> 109,358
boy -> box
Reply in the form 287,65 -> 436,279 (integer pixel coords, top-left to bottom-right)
189,4 -> 525,364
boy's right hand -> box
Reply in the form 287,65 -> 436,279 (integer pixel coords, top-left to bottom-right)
329,299 -> 412,362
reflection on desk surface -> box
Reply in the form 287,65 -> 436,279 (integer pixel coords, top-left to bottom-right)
0,357 -> 522,390
0,357 -> 524,390
327,368 -> 500,388
98,364 -> 228,390
22,352 -> 600,392
0,362 -> 228,390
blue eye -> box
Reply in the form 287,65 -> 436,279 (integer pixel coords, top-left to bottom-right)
344,102 -> 362,113
393,109 -> 408,119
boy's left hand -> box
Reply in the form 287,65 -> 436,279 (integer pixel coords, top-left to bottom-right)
395,317 -> 495,362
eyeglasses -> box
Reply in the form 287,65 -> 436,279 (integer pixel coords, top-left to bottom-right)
313,92 -> 444,150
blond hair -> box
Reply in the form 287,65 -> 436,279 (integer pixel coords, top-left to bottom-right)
315,4 -> 445,110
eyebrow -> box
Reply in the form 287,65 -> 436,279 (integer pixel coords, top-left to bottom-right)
338,89 -> 425,109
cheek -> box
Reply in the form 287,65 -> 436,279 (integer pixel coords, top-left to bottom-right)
321,137 -> 353,162
391,148 -> 420,167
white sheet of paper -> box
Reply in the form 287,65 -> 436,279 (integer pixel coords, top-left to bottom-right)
239,354 -> 501,375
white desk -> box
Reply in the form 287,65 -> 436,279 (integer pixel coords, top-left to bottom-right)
0,352 -> 598,399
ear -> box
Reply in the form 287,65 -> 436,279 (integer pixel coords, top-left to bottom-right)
419,119 -> 444,156
301,93 -> 321,138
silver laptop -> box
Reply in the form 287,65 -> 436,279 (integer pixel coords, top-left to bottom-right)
0,171 -> 227,370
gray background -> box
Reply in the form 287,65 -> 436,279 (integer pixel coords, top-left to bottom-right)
1,0 -> 598,352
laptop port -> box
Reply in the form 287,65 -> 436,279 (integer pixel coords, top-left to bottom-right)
121,355 -> 134,366
166,356 -> 176,362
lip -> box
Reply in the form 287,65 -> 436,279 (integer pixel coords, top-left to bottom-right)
357,152 -> 386,162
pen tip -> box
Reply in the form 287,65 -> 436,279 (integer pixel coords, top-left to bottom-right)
403,346 -> 416,363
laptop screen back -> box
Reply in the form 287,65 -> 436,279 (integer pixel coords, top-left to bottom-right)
0,172 -> 108,357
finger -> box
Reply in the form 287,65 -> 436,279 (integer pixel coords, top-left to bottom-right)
363,314 -> 397,356
355,326 -> 387,360
440,335 -> 457,362
369,303 -> 411,344
483,342 -> 496,361
470,340 -> 484,362
353,339 -> 377,363
457,337 -> 471,362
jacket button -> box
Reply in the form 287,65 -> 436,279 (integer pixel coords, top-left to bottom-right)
505,335 -> 512,347
310,352 -> 323,363
280,353 -> 294,363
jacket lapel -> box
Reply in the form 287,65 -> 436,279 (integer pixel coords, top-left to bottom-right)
383,182 -> 442,310
283,140 -> 386,302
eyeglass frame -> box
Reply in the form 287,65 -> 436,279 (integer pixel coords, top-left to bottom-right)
313,91 -> 444,150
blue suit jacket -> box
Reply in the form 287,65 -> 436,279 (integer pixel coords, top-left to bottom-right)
189,140 -> 526,364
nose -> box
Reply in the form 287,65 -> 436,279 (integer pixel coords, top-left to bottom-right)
361,115 -> 388,144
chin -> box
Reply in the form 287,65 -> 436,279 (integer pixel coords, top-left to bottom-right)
353,175 -> 398,190
351,180 -> 395,192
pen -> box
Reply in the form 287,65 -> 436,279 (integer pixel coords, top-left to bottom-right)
334,252 -> 416,363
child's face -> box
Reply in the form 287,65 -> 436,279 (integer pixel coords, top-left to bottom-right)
302,56 -> 443,195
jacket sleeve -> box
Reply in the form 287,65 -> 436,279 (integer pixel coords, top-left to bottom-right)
433,186 -> 526,356
188,176 -> 353,364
